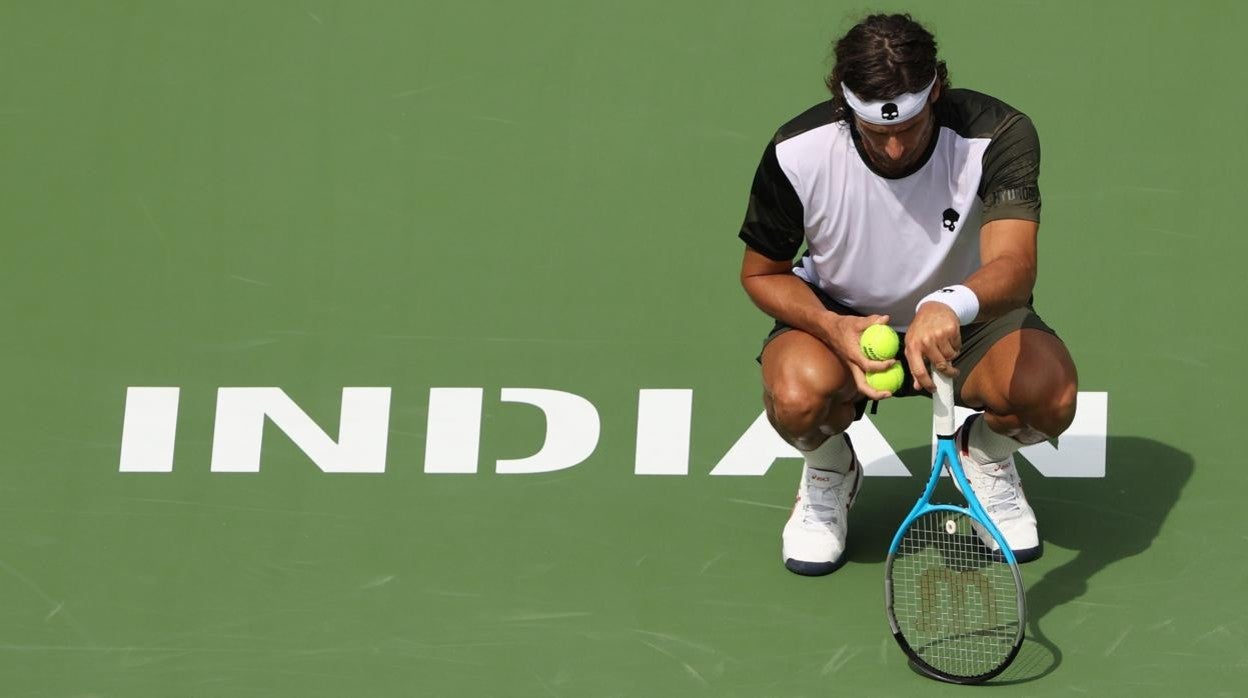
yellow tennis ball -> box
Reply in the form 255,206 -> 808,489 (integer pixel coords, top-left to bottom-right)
866,363 -> 904,393
860,324 -> 900,361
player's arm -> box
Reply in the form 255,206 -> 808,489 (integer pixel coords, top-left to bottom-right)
963,217 -> 1038,318
740,247 -> 895,399
737,136 -> 837,339
905,218 -> 1038,391
737,136 -> 893,397
905,111 -> 1042,391
739,248 -> 835,342
740,247 -> 889,352
965,111 -> 1042,317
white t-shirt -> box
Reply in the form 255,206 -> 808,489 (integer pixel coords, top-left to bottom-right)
739,89 -> 1041,330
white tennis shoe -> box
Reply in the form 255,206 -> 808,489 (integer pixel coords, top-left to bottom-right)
782,435 -> 862,576
954,415 -> 1042,562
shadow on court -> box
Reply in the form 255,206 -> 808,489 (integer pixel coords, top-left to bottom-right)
847,436 -> 1193,684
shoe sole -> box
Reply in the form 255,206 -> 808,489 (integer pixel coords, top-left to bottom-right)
1012,541 -> 1043,563
785,556 -> 849,576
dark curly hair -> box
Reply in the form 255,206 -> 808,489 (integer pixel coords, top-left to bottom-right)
825,14 -> 951,123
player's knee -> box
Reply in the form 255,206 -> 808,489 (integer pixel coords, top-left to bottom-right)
765,383 -> 829,435
1012,371 -> 1077,438
1046,379 -> 1078,436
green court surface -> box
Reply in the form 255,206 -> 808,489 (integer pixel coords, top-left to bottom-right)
2,1 -> 1245,695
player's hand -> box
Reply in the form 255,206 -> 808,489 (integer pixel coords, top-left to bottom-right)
820,313 -> 897,400
904,302 -> 961,393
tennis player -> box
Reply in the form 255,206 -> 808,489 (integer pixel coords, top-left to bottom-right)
738,13 -> 1078,575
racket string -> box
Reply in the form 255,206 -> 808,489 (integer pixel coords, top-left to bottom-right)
890,511 -> 1021,678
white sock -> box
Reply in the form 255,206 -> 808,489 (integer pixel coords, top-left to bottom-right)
801,434 -> 852,473
967,416 -> 1024,465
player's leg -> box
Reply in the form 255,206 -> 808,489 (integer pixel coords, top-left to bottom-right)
954,317 -> 1078,562
959,328 -> 1078,441
761,329 -> 859,450
761,328 -> 864,575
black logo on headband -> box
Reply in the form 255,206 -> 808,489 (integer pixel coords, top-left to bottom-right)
881,103 -> 899,121
941,208 -> 960,232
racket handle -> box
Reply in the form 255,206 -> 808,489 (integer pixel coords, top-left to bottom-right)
932,369 -> 955,437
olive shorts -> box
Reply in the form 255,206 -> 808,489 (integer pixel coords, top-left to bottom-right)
758,281 -> 1058,418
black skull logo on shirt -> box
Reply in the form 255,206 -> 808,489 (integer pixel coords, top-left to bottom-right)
941,208 -> 960,232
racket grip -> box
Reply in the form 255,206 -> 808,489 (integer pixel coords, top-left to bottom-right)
932,369 -> 955,437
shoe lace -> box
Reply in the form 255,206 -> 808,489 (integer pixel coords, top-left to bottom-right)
803,473 -> 848,526
973,466 -> 1022,516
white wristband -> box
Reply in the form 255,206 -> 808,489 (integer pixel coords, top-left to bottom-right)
916,285 -> 980,325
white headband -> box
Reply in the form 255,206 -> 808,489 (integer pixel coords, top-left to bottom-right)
841,75 -> 937,125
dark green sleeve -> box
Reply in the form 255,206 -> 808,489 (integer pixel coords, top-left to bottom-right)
738,139 -> 805,261
979,114 -> 1041,223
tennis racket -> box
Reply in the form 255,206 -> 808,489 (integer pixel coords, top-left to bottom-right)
884,370 -> 1026,684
